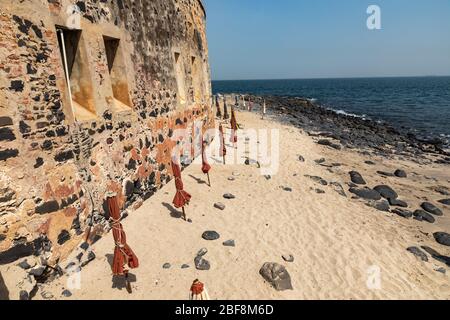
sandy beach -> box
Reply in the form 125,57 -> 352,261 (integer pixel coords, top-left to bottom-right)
2,103 -> 446,300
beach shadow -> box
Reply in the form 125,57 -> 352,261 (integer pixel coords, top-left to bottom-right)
189,174 -> 207,185
0,271 -> 9,300
162,202 -> 183,219
105,254 -> 138,292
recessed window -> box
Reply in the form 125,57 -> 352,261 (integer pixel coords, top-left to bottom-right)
174,52 -> 187,106
103,36 -> 132,112
191,56 -> 202,102
56,26 -> 97,121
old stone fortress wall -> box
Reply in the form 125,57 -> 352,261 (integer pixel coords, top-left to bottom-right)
0,0 -> 213,268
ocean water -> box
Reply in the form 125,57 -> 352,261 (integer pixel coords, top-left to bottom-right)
212,77 -> 450,141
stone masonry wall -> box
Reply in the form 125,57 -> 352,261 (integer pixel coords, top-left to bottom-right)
0,0 -> 213,268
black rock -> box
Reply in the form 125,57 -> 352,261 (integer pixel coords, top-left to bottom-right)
223,193 -> 235,199
392,208 -> 413,218
298,155 -> 305,162
388,198 -> 408,208
367,200 -> 390,212
373,185 -> 398,200
283,186 -> 293,192
181,264 -> 190,269
421,246 -> 450,266
259,262 -> 293,291
413,210 -> 435,223
314,158 -> 326,164
394,169 -> 407,178
61,289 -> 72,298
365,161 -> 376,165
377,171 -> 395,177
282,254 -> 294,263
223,240 -> 235,247
433,232 -> 450,247
349,171 -> 366,185
197,248 -> 208,257
407,247 -> 428,262
194,256 -> 210,271
202,231 -> 220,241
163,263 -> 171,269
29,266 -> 46,277
214,203 -> 226,210
18,259 -> 33,270
349,187 -> 382,200
421,202 -> 443,216
438,199 -> 450,206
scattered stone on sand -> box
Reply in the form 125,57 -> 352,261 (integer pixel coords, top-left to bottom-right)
29,266 -> 46,277
61,289 -> 72,298
264,175 -> 272,180
394,169 -> 407,178
433,232 -> 450,247
305,175 -> 328,186
194,256 -> 210,271
181,264 -> 190,269
349,171 -> 366,185
421,202 -> 443,216
41,291 -> 54,300
259,262 -> 293,291
282,186 -> 293,192
421,246 -> 450,266
349,187 -> 382,200
367,200 -> 390,212
365,160 -> 376,165
407,247 -> 428,262
228,176 -> 235,181
214,203 -> 226,211
197,248 -> 208,257
330,182 -> 347,197
373,185 -> 398,200
413,210 -> 436,224
392,208 -> 413,219
317,139 -> 342,150
202,231 -> 220,241
282,254 -> 294,263
429,186 -> 450,196
388,198 -> 408,208
298,155 -> 305,162
163,263 -> 171,269
314,158 -> 326,164
223,193 -> 236,199
377,171 -> 395,177
315,189 -> 325,194
435,267 -> 446,274
223,240 -> 235,247
438,199 -> 450,205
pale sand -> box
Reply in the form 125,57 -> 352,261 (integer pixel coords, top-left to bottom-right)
14,109 -> 450,299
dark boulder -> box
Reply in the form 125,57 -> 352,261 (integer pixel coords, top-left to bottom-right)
349,171 -> 366,185
374,185 -> 398,200
202,231 -> 220,241
349,187 -> 381,200
438,199 -> 450,206
392,208 -> 413,219
407,247 -> 428,262
388,198 -> 408,208
421,202 -> 443,216
413,210 -> 435,223
259,262 -> 293,291
433,232 -> 450,247
394,169 -> 407,178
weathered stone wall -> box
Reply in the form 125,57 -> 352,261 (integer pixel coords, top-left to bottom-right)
0,0 -> 213,267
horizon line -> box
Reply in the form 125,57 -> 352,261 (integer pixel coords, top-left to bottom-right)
211,75 -> 450,82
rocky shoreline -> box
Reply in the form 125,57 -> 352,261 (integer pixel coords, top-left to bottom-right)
240,95 -> 450,163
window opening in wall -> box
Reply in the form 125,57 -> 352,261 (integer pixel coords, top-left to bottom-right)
191,56 -> 203,103
56,26 -> 97,121
174,52 -> 187,106
103,36 -> 132,112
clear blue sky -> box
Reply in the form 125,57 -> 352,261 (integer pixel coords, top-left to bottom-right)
204,0 -> 450,80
